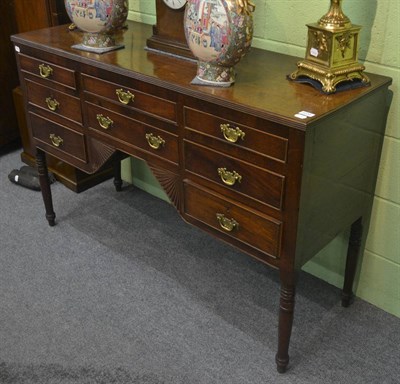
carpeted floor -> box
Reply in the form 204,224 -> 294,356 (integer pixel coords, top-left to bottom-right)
1,147 -> 399,384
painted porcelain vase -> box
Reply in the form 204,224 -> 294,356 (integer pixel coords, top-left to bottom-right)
184,0 -> 255,86
64,0 -> 128,52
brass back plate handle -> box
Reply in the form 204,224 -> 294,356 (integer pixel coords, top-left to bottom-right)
39,63 -> 53,78
216,213 -> 239,232
49,133 -> 63,147
116,88 -> 135,105
145,133 -> 165,150
220,124 -> 245,143
45,97 -> 59,111
217,167 -> 242,186
96,114 -> 113,130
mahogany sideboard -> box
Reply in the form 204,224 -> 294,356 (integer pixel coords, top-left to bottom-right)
11,21 -> 392,373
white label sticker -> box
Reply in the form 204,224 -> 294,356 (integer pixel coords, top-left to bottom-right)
310,48 -> 318,57
299,111 -> 315,118
15,45 -> 20,53
295,111 -> 316,119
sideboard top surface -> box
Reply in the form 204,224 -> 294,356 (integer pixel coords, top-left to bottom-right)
11,21 -> 392,130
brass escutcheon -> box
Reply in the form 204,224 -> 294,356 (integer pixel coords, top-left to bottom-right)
38,63 -> 53,78
49,133 -> 63,147
116,88 -> 134,105
145,133 -> 165,150
220,124 -> 245,143
216,213 -> 239,232
45,97 -> 60,111
96,114 -> 113,130
217,167 -> 242,186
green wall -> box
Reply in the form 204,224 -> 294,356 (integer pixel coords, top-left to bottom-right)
125,1 -> 400,317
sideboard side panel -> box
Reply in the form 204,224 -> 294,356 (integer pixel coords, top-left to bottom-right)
295,87 -> 391,268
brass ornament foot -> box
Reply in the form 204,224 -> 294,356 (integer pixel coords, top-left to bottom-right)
289,60 -> 370,93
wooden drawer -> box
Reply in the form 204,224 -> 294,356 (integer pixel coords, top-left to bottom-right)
26,79 -> 82,125
184,141 -> 285,210
85,102 -> 179,164
82,74 -> 177,122
184,106 -> 288,164
184,183 -> 282,259
19,54 -> 76,90
29,112 -> 87,163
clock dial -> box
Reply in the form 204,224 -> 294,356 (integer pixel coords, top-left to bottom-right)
162,0 -> 187,10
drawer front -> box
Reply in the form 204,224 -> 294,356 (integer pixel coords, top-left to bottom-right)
184,107 -> 288,163
86,103 -> 179,164
184,183 -> 282,259
19,54 -> 76,90
185,141 -> 285,210
82,74 -> 177,122
26,80 -> 82,125
30,112 -> 87,163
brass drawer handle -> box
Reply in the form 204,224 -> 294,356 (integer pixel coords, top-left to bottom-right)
217,167 -> 242,186
220,123 -> 245,143
45,97 -> 60,111
216,213 -> 239,232
49,133 -> 63,147
38,63 -> 53,78
145,133 -> 165,150
116,88 -> 134,105
96,114 -> 113,130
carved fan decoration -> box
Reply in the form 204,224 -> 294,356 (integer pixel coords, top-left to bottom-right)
149,165 -> 182,211
88,137 -> 116,173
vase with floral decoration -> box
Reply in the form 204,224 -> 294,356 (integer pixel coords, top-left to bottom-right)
64,0 -> 128,53
184,0 -> 255,86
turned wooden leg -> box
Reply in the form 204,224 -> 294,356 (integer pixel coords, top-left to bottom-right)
113,152 -> 123,192
36,148 -> 56,226
276,278 -> 296,373
342,217 -> 363,307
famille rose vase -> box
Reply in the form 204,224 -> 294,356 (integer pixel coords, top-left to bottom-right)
184,0 -> 255,86
64,0 -> 128,53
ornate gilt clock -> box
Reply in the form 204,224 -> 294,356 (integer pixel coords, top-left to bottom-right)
146,0 -> 193,59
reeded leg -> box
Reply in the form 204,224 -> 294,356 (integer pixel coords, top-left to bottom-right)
36,148 -> 56,226
276,279 -> 296,373
342,217 -> 363,307
113,152 -> 123,192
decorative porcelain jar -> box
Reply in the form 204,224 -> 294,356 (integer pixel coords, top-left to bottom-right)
64,0 -> 129,53
184,0 -> 255,86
